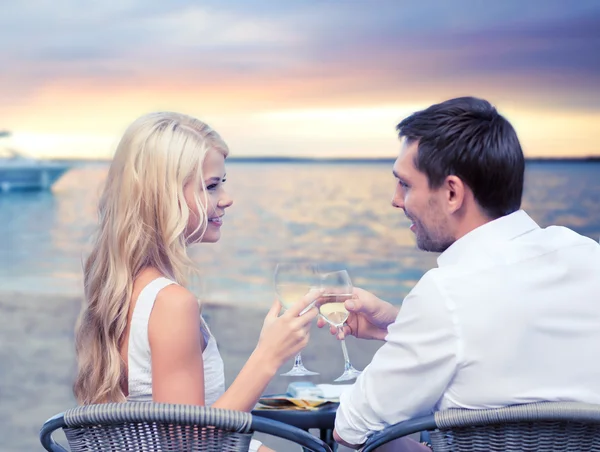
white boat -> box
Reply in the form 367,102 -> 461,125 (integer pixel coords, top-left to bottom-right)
0,132 -> 71,192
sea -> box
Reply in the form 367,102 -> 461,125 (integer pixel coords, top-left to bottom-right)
1,160 -> 599,306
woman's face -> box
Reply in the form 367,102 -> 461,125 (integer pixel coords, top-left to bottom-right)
184,148 -> 233,244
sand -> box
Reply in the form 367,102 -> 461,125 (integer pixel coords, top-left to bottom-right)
0,291 -> 384,451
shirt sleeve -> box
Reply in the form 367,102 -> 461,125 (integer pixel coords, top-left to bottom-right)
335,270 -> 459,446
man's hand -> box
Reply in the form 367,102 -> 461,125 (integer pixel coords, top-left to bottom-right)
317,287 -> 399,341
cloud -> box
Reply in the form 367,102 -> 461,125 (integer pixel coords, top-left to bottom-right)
286,2 -> 600,110
0,0 -> 599,159
0,2 -> 304,102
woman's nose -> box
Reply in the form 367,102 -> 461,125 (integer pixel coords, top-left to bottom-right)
218,192 -> 233,208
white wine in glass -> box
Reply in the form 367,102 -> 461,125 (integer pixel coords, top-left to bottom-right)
276,283 -> 315,310
319,298 -> 350,327
274,263 -> 320,377
319,270 -> 362,382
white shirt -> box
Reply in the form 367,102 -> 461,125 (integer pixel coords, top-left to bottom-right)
335,210 -> 600,446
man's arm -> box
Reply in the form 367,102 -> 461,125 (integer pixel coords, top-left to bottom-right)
334,270 -> 459,447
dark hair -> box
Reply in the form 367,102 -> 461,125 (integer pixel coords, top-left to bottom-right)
396,96 -> 524,219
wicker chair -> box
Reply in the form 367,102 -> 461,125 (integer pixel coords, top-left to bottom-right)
40,402 -> 333,452
361,402 -> 600,451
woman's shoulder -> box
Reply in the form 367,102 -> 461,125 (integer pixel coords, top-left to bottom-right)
148,283 -> 203,349
135,268 -> 195,309
134,267 -> 201,331
153,283 -> 199,318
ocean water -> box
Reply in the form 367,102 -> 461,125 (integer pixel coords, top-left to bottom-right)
1,161 -> 599,306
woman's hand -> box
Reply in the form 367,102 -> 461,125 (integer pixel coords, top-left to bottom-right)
256,289 -> 320,368
212,289 -> 320,413
317,287 -> 399,341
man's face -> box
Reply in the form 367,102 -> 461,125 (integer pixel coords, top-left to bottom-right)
391,139 -> 455,253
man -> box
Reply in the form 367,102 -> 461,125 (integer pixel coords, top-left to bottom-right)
321,97 -> 600,450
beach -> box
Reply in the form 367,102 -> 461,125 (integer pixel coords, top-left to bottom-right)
0,291 -> 383,451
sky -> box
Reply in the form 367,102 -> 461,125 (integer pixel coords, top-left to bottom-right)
1,0 -> 599,159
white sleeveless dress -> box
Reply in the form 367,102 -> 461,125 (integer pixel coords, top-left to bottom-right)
127,277 -> 261,451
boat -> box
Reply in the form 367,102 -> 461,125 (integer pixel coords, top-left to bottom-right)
0,131 -> 71,192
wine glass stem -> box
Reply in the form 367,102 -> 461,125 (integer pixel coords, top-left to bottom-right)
293,353 -> 304,368
338,327 -> 352,367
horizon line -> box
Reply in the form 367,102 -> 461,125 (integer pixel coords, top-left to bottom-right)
50,155 -> 600,164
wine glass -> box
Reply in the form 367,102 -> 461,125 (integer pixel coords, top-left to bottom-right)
274,262 -> 320,377
319,270 -> 362,382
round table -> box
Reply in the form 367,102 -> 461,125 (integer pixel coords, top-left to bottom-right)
252,403 -> 339,451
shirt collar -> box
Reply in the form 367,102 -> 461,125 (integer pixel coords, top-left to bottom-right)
437,210 -> 540,267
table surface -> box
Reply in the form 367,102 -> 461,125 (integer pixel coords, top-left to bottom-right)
252,402 -> 339,431
253,403 -> 340,451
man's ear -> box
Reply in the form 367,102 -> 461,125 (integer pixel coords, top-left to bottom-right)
444,175 -> 465,214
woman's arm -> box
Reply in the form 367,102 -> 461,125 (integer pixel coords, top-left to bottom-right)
212,295 -> 318,411
149,285 -> 318,412
150,285 -> 205,404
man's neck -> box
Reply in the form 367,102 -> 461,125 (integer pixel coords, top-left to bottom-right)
453,211 -> 495,242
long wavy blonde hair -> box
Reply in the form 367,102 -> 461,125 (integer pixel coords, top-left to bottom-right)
74,112 -> 229,405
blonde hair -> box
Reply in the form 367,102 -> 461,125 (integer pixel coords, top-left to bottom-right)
74,112 -> 229,404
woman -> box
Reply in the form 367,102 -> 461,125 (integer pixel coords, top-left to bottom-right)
73,112 -> 318,451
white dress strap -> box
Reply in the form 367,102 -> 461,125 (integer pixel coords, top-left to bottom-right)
132,277 -> 176,321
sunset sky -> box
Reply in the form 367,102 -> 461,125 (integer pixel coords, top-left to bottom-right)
1,0 -> 599,159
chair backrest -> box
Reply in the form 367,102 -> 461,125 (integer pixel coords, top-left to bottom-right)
430,402 -> 600,451
362,402 -> 600,452
40,402 -> 332,452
